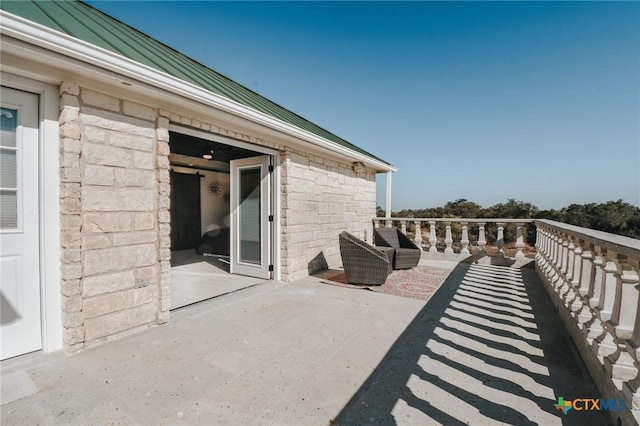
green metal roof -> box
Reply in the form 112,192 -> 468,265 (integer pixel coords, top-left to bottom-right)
1,0 -> 390,165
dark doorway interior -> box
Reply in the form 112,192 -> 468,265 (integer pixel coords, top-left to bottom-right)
170,171 -> 201,250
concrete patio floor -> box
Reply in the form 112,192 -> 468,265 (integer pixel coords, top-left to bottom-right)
1,257 -> 608,425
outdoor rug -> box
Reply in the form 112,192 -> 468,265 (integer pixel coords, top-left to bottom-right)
317,265 -> 454,301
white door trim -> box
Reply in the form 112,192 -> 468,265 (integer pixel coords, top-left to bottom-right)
1,72 -> 62,354
169,124 -> 281,281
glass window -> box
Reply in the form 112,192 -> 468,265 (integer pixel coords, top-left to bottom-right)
0,108 -> 18,229
239,167 -> 261,264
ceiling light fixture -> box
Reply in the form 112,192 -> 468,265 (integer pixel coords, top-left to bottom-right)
202,149 -> 214,160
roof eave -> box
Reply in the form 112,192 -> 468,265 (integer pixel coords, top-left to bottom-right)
0,10 -> 396,173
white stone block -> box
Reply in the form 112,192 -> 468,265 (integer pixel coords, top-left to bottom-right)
109,133 -> 154,151
133,152 -> 154,170
80,107 -> 155,138
60,123 -> 81,139
84,303 -> 156,340
112,231 -> 157,246
134,213 -> 155,230
83,292 -> 127,318
60,82 -> 80,96
85,126 -> 106,143
60,106 -> 79,122
114,169 -> 156,187
83,213 -> 132,232
123,101 -> 155,121
83,143 -> 131,168
81,90 -> 120,111
83,244 -> 156,276
81,187 -> 154,212
126,286 -> 156,308
84,164 -> 115,186
83,271 -> 135,297
82,234 -> 111,250
61,138 -> 82,154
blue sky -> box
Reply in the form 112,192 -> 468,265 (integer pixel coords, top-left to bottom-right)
87,1 -> 639,210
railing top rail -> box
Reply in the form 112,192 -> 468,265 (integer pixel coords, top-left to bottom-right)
372,217 -> 534,224
535,219 -> 640,257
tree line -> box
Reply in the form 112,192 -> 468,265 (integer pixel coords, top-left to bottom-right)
377,199 -> 640,243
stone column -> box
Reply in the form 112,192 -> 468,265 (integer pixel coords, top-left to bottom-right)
496,223 -> 505,257
477,222 -> 486,255
567,239 -> 576,282
460,222 -> 470,255
599,257 -> 620,322
429,221 -> 437,253
156,113 -> 171,324
444,222 -> 453,254
590,251 -> 605,309
615,265 -> 640,341
515,223 -> 525,259
414,220 -> 422,247
58,82 -> 85,353
572,244 -> 583,287
560,237 -> 569,276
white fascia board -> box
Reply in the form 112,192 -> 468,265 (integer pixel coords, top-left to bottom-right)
0,11 -> 396,173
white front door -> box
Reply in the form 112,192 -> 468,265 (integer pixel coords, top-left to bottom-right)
1,86 -> 42,360
230,155 -> 272,279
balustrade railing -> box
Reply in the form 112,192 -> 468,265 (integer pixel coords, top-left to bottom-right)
373,216 -> 640,421
535,220 -> 640,422
372,217 -> 532,259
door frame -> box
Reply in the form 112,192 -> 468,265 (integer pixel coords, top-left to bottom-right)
169,124 -> 281,281
1,73 -> 62,354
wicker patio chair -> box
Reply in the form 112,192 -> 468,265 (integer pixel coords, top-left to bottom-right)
373,227 -> 422,270
338,231 -> 392,285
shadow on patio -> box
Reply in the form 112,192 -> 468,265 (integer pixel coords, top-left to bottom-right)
334,258 -> 609,425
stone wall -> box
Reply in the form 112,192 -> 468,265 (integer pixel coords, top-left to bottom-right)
58,83 -> 378,351
280,150 -> 377,281
59,83 -> 166,352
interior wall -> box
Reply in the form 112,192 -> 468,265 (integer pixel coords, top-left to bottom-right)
170,166 -> 230,237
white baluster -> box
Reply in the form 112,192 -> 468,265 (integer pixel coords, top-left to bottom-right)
429,221 -> 437,253
589,252 -> 605,309
572,244 -> 583,287
599,258 -> 619,322
567,239 -> 576,282
496,223 -> 505,257
576,248 -> 594,327
385,219 -> 392,228
400,220 -> 407,235
444,222 -> 453,254
515,223 -> 525,260
414,220 -> 422,247
615,266 -> 640,341
477,222 -> 486,255
561,238 -> 569,276
578,248 -> 593,297
460,222 -> 470,255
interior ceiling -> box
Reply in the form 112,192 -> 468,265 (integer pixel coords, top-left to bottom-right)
169,131 -> 261,163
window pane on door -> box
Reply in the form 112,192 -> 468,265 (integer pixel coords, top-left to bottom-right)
0,107 -> 18,230
239,167 -> 261,264
0,150 -> 16,188
0,108 -> 17,148
0,191 -> 17,229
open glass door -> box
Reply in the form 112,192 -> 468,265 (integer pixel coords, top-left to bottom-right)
230,155 -> 271,279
